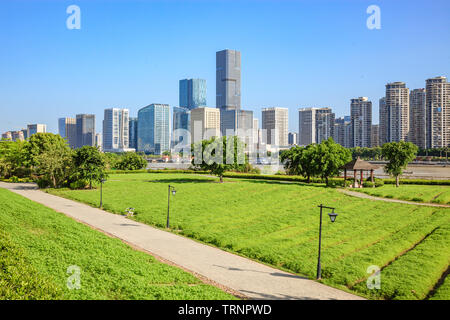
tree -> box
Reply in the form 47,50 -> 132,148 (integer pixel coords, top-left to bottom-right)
382,141 -> 418,187
311,138 -> 352,186
191,136 -> 247,183
0,140 -> 29,179
72,146 -> 107,189
116,152 -> 147,170
34,143 -> 73,188
281,138 -> 351,185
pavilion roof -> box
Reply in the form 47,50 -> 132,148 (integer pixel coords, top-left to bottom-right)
341,157 -> 379,170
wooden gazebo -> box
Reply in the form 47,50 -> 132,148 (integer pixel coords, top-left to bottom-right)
341,157 -> 379,188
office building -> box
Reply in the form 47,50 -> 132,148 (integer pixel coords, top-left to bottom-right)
190,107 -> 220,143
21,129 -> 28,140
426,76 -> 450,149
137,104 -> 170,154
95,133 -> 102,151
409,88 -> 427,149
179,79 -> 207,110
129,117 -> 138,150
379,97 -> 388,146
172,107 -> 191,147
383,82 -> 410,142
102,108 -> 132,153
58,117 -> 77,148
1,132 -> 12,140
27,124 -> 47,138
288,132 -> 298,145
298,108 -> 334,145
216,49 -> 241,111
371,125 -> 380,147
76,114 -> 95,148
262,107 -> 289,146
333,117 -> 351,148
350,97 -> 372,148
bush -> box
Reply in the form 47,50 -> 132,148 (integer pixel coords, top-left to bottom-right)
116,152 -> 147,171
363,181 -> 374,188
36,178 -> 51,189
69,180 -> 88,190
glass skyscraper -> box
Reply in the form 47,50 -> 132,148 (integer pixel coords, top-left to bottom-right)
172,106 -> 190,147
179,79 -> 207,110
137,104 -> 170,154
129,117 -> 138,150
75,114 -> 95,148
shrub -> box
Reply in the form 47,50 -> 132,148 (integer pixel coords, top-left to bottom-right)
69,180 -> 88,190
36,178 -> 51,189
363,181 -> 375,188
116,152 -> 147,171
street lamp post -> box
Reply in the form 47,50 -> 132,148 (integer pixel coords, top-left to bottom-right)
167,185 -> 176,228
99,178 -> 106,209
316,204 -> 338,280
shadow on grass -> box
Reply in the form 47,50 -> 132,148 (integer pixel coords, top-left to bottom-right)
147,178 -> 218,184
235,178 -> 327,188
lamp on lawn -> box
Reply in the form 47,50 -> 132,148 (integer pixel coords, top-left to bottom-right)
167,185 -> 176,228
316,204 -> 338,280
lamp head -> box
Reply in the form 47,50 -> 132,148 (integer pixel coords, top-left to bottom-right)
328,211 -> 338,223
172,189 -> 176,196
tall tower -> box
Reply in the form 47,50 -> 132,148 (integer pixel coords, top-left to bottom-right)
426,76 -> 450,148
102,108 -> 130,152
409,88 -> 427,149
216,49 -> 241,111
137,104 -> 170,154
262,108 -> 289,146
76,114 -> 95,148
385,82 -> 409,142
350,97 -> 372,148
179,79 -> 207,110
379,97 -> 388,146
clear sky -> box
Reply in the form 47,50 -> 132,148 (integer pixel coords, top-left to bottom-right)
1,0 -> 449,133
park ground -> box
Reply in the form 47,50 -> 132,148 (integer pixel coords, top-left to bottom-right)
43,172 -> 450,300
0,187 -> 235,299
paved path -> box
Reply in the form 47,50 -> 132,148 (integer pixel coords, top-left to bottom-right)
0,182 -> 363,300
339,189 -> 450,208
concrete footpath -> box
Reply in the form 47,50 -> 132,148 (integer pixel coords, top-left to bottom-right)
0,182 -> 363,300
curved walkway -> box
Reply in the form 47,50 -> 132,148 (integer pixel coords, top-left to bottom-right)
0,182 -> 362,300
339,189 -> 450,208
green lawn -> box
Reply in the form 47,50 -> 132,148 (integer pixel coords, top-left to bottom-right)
46,173 -> 450,300
356,184 -> 450,204
0,188 -> 234,300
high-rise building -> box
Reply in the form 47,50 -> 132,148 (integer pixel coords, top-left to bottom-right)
75,114 -> 95,148
137,104 -> 170,154
27,124 -> 47,138
220,109 -> 254,151
379,97 -> 388,146
333,117 -> 351,148
426,76 -> 450,149
371,125 -> 380,147
288,132 -> 298,145
384,82 -> 410,142
129,117 -> 138,150
216,49 -> 241,111
179,79 -> 207,110
298,108 -> 334,145
1,132 -> 12,140
409,88 -> 427,149
262,107 -> 289,146
172,107 -> 191,147
102,108 -> 131,153
350,97 -> 372,147
95,133 -> 102,151
58,117 -> 77,148
253,118 -> 261,149
190,107 -> 220,143
21,129 -> 28,140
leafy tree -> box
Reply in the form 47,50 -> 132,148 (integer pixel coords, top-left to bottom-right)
72,146 -> 107,189
116,152 -> 147,170
24,133 -> 69,167
382,141 -> 418,187
0,140 -> 29,179
311,138 -> 352,186
281,138 -> 351,185
34,143 -> 73,188
191,136 -> 247,183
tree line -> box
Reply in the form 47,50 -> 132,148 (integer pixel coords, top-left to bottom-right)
0,133 -> 147,188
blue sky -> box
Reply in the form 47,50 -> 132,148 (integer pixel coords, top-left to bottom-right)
1,0 -> 449,133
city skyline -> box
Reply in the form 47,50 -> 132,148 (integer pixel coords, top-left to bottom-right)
1,0 -> 449,134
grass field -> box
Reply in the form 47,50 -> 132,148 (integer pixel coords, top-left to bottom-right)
45,173 -> 450,300
0,188 -> 234,300
356,185 -> 450,204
